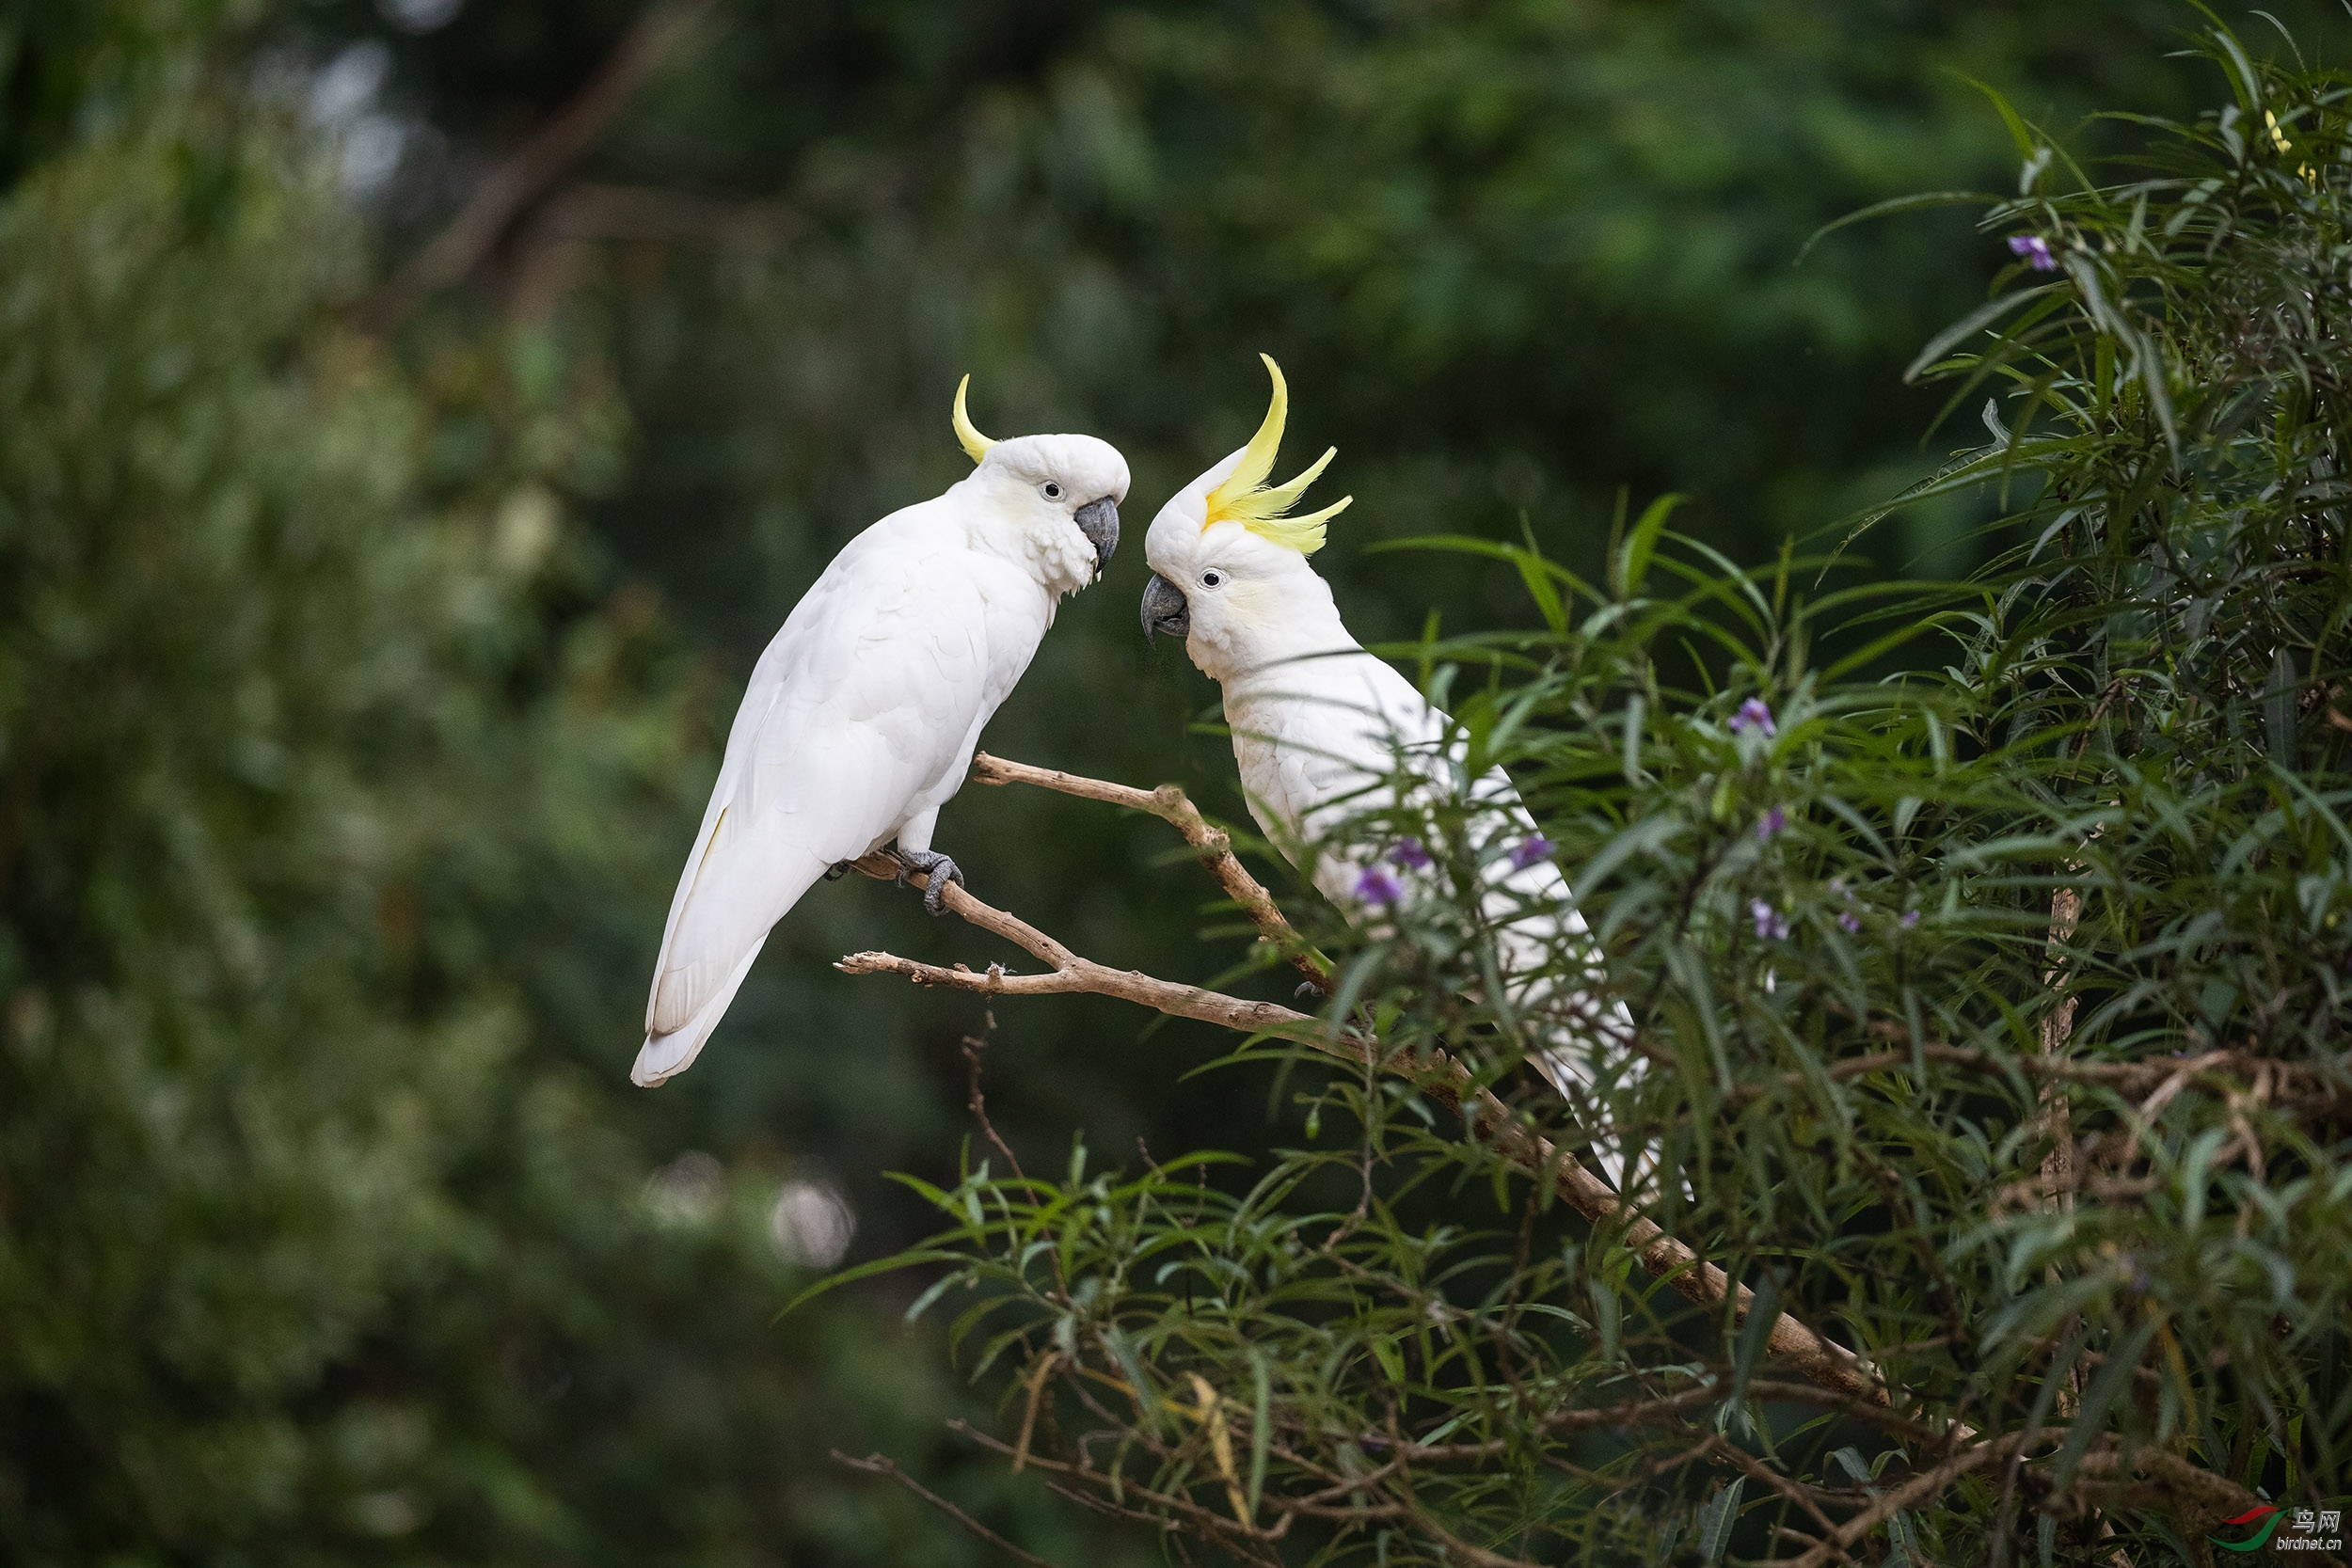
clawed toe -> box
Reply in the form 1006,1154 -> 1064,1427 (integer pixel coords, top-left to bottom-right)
824,861 -> 854,881
895,849 -> 965,915
922,857 -> 964,916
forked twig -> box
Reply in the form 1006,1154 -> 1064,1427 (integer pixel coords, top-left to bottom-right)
837,752 -> 1886,1407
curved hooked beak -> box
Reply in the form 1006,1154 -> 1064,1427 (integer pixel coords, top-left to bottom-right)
1074,497 -> 1120,579
1141,572 -> 1190,646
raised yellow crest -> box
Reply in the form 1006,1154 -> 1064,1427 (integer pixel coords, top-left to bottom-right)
1201,354 -> 1351,555
952,374 -> 993,464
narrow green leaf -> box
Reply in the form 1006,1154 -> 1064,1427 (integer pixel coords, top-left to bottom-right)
1699,1476 -> 1745,1565
1246,1349 -> 1271,1518
1619,493 -> 1684,600
1797,191 -> 1995,262
2050,1317 -> 2158,1496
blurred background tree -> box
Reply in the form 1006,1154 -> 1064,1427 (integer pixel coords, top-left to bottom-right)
0,1 -> 2340,1563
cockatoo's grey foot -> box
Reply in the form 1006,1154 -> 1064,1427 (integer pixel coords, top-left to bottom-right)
895,848 -> 964,915
824,861 -> 855,881
1294,979 -> 1328,1002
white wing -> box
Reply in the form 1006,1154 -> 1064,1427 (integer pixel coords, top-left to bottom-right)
634,506 -> 997,1085
1232,650 -> 1641,1184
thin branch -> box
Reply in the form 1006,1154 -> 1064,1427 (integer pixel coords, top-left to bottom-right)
1740,1025 -> 2346,1115
1714,1438 -> 1851,1560
961,1034 -> 1024,1181
1782,1433 -> 2021,1568
2039,884 -> 2084,1207
831,1449 -> 1063,1568
839,761 -> 1887,1408
971,752 -> 1331,990
363,0 -> 716,328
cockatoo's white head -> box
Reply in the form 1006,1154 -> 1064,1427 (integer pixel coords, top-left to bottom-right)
1141,355 -> 1354,681
950,377 -> 1130,597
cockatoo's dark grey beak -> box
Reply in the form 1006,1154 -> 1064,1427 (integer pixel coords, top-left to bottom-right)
1075,497 -> 1120,578
1141,572 -> 1189,645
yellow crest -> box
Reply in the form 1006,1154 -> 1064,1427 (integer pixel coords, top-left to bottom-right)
952,374 -> 993,465
1201,354 -> 1351,555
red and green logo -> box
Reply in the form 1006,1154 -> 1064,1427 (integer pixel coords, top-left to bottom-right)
2210,1504 -> 2286,1553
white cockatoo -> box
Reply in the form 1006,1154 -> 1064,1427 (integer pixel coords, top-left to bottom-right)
1139,356 -> 1639,1180
634,381 -> 1129,1087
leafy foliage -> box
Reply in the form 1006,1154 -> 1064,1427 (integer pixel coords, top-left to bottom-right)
838,26 -> 2352,1564
0,40 -> 1091,1568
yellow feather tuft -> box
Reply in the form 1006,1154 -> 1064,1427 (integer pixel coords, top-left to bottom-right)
952,374 -> 994,465
1201,354 -> 1350,556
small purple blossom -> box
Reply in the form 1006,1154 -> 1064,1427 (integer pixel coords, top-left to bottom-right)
1837,911 -> 1862,934
1355,865 -> 1406,907
1389,836 -> 1433,871
2007,233 -> 2057,272
1756,806 -> 1788,842
1751,898 -> 1789,941
1508,835 -> 1555,870
1899,910 -> 1920,929
1729,697 -> 1777,737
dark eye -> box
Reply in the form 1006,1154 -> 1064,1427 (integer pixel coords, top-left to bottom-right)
1200,569 -> 1225,589
1041,482 -> 1063,501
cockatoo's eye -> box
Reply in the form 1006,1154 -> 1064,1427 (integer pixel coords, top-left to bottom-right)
1041,482 -> 1064,501
1200,569 -> 1225,589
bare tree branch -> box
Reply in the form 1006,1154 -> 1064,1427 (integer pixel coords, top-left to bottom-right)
2039,884 -> 2085,1207
830,1449 -> 1064,1568
970,752 -> 1332,990
837,757 -> 1888,1408
363,0 -> 716,328
1745,1022 -> 2345,1116
1783,1431 -> 2030,1568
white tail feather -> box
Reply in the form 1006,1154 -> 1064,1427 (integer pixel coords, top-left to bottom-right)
633,935 -> 770,1086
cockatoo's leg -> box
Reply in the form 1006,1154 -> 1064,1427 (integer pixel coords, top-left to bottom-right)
893,847 -> 964,915
823,861 -> 855,881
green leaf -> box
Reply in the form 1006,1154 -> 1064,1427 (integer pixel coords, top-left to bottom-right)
1729,1273 -> 1779,1408
1618,493 -> 1684,600
2050,1317 -> 2158,1496
1796,190 -> 1997,262
1904,284 -> 2061,383
1246,1349 -> 1271,1518
1698,1477 -> 1745,1565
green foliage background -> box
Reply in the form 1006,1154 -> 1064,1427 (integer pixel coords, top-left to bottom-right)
0,1 -> 2341,1562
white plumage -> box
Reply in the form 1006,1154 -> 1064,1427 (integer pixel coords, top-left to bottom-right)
1140,360 -> 1638,1180
635,397 -> 1128,1086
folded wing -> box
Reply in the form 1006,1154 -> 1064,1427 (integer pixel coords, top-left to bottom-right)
636,524 -> 990,1083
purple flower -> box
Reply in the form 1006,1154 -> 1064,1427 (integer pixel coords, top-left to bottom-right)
2007,233 -> 2057,272
1837,911 -> 1862,934
1729,697 -> 1776,737
1899,910 -> 1920,929
1508,835 -> 1554,870
1389,836 -> 1433,871
1355,865 -> 1405,907
1751,898 -> 1788,941
1756,806 -> 1787,842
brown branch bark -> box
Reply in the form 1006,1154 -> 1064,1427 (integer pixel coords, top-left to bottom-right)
969,752 -> 1332,990
2039,885 -> 2084,1208
1741,1025 -> 2344,1117
838,758 -> 1888,1408
362,0 -> 716,328
830,1449 -> 1064,1568
1781,1432 -> 2024,1568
